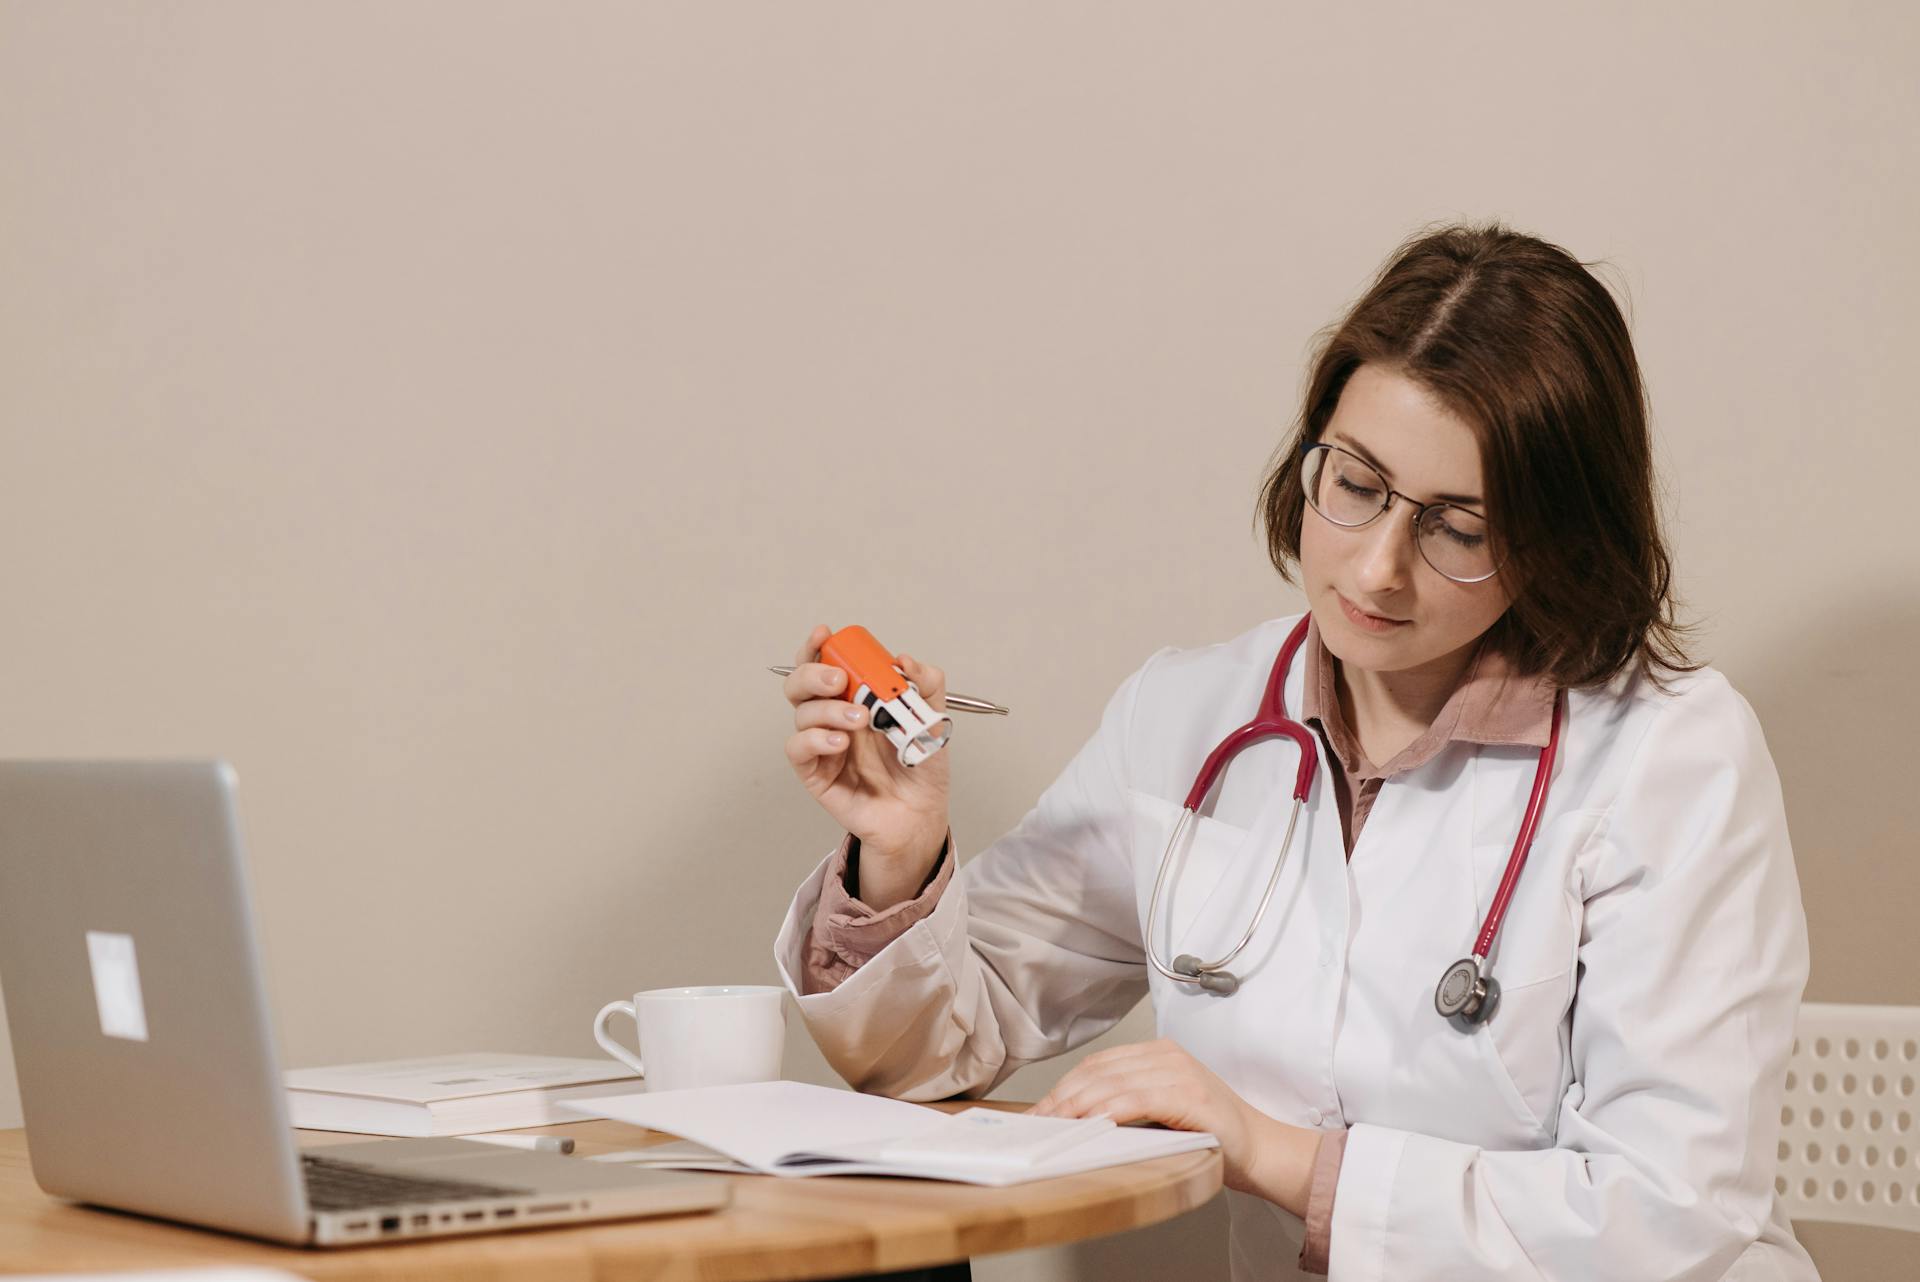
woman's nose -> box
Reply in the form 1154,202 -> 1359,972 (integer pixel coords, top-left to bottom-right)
1353,498 -> 1419,592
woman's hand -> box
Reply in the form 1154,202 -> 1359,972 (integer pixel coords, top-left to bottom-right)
782,623 -> 952,873
1027,1038 -> 1320,1212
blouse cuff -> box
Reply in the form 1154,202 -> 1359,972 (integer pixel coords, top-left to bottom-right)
1296,1126 -> 1348,1275
799,831 -> 952,995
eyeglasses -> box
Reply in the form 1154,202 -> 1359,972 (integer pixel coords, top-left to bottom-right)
1298,442 -> 1503,584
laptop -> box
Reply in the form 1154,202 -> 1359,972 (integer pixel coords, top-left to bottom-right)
0,760 -> 729,1246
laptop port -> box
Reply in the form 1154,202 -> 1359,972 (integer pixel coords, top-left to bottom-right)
527,1202 -> 570,1215
380,1216 -> 401,1233
344,1220 -> 370,1231
462,1209 -> 486,1222
411,1213 -> 430,1228
494,1207 -> 517,1219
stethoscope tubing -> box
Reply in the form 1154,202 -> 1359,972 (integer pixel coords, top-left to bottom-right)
1473,689 -> 1564,961
1145,796 -> 1305,990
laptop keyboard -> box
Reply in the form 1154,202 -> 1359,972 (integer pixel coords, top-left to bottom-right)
301,1153 -> 534,1212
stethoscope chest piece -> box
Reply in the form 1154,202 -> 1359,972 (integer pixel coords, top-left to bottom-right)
1435,956 -> 1501,1027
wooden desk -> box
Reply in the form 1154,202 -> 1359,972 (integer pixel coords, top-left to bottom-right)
0,1100 -> 1222,1281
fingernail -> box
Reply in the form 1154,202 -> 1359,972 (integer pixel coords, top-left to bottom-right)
828,734 -> 846,747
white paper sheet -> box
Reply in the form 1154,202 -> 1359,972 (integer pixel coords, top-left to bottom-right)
565,1079 -> 1221,1185
564,1079 -> 944,1170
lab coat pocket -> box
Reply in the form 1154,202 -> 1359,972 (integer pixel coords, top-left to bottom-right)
1126,788 -> 1250,969
1470,844 -> 1585,1138
1476,958 -> 1576,1137
1468,812 -> 1591,989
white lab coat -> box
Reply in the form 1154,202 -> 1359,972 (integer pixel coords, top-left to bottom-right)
772,611 -> 1820,1281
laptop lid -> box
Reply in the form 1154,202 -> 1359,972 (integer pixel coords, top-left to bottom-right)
0,761 -> 310,1242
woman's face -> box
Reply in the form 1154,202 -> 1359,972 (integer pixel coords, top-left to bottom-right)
1297,363 -> 1514,679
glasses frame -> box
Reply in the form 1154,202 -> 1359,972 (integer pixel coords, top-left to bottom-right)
1297,441 -> 1505,585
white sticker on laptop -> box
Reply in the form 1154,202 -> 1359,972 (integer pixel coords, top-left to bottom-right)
85,930 -> 150,1042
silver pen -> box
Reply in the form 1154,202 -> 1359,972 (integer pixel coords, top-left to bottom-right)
456,1133 -> 575,1154
766,666 -> 1009,716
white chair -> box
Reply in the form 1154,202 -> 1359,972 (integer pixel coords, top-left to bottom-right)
1776,1002 -> 1920,1231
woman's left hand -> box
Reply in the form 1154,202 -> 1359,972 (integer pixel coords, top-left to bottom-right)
1027,1037 -> 1314,1206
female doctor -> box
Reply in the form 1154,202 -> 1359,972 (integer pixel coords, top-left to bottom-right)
772,222 -> 1819,1281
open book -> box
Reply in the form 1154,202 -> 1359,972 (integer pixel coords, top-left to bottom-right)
564,1079 -> 1219,1187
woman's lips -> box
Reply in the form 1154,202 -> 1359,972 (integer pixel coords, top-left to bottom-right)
1338,592 -> 1410,633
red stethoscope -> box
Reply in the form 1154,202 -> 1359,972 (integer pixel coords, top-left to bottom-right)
1143,613 -> 1565,1027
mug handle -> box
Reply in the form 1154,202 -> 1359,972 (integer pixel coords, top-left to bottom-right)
592,999 -> 646,1077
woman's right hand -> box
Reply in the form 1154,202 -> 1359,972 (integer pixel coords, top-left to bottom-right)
783,624 -> 951,877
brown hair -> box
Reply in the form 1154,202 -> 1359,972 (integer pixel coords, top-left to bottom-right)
1255,219 -> 1699,690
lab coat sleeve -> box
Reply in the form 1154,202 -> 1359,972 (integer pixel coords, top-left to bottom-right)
771,649 -> 1167,1101
1330,672 -> 1810,1282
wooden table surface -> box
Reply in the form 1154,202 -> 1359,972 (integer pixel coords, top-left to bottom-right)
0,1099 -> 1223,1281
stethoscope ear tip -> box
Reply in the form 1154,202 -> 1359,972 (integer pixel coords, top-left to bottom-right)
1173,954 -> 1240,996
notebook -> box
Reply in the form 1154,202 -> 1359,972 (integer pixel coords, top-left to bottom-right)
286,1053 -> 641,1136
566,1080 -> 1220,1187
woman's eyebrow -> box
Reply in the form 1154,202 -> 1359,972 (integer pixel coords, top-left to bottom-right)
1326,431 -> 1484,507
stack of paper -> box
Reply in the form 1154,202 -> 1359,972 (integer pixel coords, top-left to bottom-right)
286,1053 -> 640,1136
569,1080 -> 1219,1187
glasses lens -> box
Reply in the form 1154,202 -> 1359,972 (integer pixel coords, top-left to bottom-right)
1418,505 -> 1498,582
1302,445 -> 1387,526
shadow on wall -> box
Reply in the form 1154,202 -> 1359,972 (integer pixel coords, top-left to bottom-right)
1728,589 -> 1920,1281
1734,589 -> 1920,1007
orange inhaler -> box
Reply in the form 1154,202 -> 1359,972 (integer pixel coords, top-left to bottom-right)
818,625 -> 954,767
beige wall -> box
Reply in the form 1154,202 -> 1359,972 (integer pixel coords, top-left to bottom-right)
2,3 -> 1914,1276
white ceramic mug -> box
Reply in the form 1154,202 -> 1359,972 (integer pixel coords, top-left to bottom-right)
591,984 -> 786,1092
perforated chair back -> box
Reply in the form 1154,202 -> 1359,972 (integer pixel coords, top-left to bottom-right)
1776,1002 -> 1920,1231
